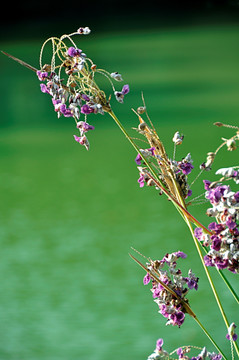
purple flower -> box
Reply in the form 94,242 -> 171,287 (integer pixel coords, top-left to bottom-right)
81,94 -> 90,101
211,235 -> 221,251
60,104 -> 73,117
178,162 -> 194,175
135,147 -> 155,165
73,134 -> 90,150
170,311 -> 185,327
186,189 -> 192,198
156,338 -> 164,352
81,104 -> 93,114
208,222 -> 224,235
215,258 -> 229,270
226,333 -> 238,341
67,46 -> 82,57
152,285 -> 161,298
122,84 -> 130,94
37,70 -> 48,81
204,255 -> 214,267
177,347 -> 184,358
114,84 -> 130,103
77,121 -> 95,132
40,83 -> 50,94
135,153 -> 142,165
138,174 -> 145,188
194,227 -> 203,241
206,185 -> 228,205
186,271 -> 199,291
143,273 -> 151,285
203,180 -> 211,190
174,251 -> 187,259
226,217 -> 237,230
234,191 -> 239,202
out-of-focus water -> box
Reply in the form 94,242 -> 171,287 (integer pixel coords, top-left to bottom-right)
0,25 -> 238,359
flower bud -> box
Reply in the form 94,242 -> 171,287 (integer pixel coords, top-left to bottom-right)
222,137 -> 237,151
172,131 -> 184,145
205,152 -> 215,168
138,122 -> 147,131
137,106 -> 146,114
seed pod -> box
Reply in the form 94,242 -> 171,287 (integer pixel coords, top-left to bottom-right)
138,122 -> 147,131
137,106 -> 146,114
42,64 -> 52,72
205,152 -> 215,168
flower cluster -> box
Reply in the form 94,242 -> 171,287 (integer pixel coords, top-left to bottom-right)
147,338 -> 222,360
215,167 -> 239,184
135,146 -> 193,199
194,179 -> 239,273
37,28 -> 129,149
143,251 -> 198,327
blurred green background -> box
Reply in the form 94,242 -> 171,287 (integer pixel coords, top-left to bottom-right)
1,2 -> 239,359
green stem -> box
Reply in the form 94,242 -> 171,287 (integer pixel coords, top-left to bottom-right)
217,269 -> 239,304
194,316 -> 227,359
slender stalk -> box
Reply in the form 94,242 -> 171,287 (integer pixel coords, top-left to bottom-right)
194,317 -> 227,360
217,269 -> 239,304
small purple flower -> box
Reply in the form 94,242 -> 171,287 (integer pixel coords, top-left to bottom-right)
60,104 -> 73,117
203,180 -> 211,190
135,153 -> 142,165
176,347 -> 184,358
208,222 -> 224,235
194,227 -> 203,241
234,191 -> 239,202
152,285 -> 161,298
226,217 -> 237,230
186,271 -> 199,290
211,235 -> 221,251
81,94 -> 90,101
37,70 -> 48,81
67,46 -> 82,57
81,104 -> 93,114
215,258 -> 229,270
40,83 -> 50,94
170,311 -> 185,327
156,338 -> 164,352
73,134 -> 90,150
135,147 -> 155,165
77,121 -> 95,132
114,84 -> 130,103
143,273 -> 151,285
138,174 -> 145,188
204,255 -> 214,267
206,185 -> 228,205
178,162 -> 194,175
174,251 -> 187,259
122,84 -> 130,95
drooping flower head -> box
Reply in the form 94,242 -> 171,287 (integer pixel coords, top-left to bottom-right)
37,27 -> 130,149
142,251 -> 198,328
